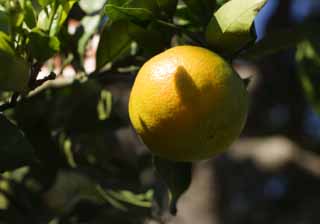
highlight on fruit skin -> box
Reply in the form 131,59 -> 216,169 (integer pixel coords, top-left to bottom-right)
128,45 -> 249,161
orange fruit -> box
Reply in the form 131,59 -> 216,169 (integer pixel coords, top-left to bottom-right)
129,45 -> 248,161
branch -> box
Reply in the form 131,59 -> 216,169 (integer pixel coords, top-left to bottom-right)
29,72 -> 57,90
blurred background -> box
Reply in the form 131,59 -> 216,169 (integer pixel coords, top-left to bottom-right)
2,0 -> 320,223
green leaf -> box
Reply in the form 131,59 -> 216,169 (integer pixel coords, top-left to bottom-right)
109,0 -> 159,12
183,0 -> 216,25
296,41 -> 320,114
79,0 -> 107,14
105,4 -> 154,23
37,0 -> 77,36
96,20 -> 132,69
27,29 -> 60,62
153,156 -> 192,215
0,114 -> 34,172
0,53 -> 30,92
0,32 -> 30,92
24,0 -> 37,29
127,21 -> 167,56
156,0 -> 178,18
97,89 -> 112,120
96,185 -> 127,211
0,11 -> 9,33
205,0 -> 267,55
37,0 -> 55,7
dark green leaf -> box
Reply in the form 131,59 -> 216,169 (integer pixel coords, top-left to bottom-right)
156,0 -> 178,18
0,11 -> 9,33
107,189 -> 153,208
27,29 -> 60,62
96,20 -> 132,69
107,0 -> 159,12
127,21 -> 167,56
0,114 -> 34,172
37,0 -> 77,36
105,4 -> 154,23
205,0 -> 267,55
182,0 -> 216,25
24,0 -> 37,29
0,31 -> 14,56
0,32 -> 30,92
153,156 -> 192,215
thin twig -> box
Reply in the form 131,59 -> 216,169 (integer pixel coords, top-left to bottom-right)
29,72 -> 57,90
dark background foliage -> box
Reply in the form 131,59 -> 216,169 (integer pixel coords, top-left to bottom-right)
1,0 -> 320,223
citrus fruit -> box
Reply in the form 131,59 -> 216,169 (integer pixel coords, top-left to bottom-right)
129,45 -> 248,161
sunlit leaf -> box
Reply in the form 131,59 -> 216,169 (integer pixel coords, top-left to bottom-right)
156,0 -> 178,18
0,178 -> 9,210
105,5 -> 154,23
127,21 -> 167,57
0,31 -> 14,55
24,0 -> 37,29
107,189 -> 153,208
104,0 -> 159,24
37,0 -> 55,7
205,0 -> 267,55
0,11 -> 9,33
97,89 -> 112,121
